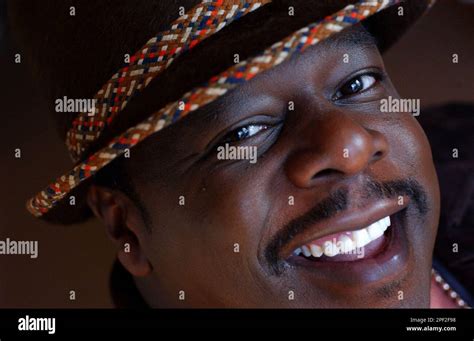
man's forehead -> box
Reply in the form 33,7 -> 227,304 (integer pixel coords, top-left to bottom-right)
195,25 -> 378,118
325,24 -> 377,51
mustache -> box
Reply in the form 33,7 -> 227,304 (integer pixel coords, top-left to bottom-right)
264,178 -> 428,273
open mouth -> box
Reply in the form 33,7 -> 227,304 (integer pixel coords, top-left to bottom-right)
292,215 -> 391,262
281,202 -> 412,286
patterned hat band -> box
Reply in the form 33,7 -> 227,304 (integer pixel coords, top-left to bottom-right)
28,0 -> 405,218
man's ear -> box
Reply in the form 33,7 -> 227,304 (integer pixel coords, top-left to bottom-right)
86,184 -> 152,277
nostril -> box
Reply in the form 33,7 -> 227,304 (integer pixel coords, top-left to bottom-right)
312,168 -> 341,179
373,150 -> 384,161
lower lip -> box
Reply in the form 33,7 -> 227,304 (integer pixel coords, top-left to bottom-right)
286,210 -> 411,287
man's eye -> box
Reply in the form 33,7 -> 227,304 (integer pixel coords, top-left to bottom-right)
334,74 -> 377,100
222,124 -> 269,143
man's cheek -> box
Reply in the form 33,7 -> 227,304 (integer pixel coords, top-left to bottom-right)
391,116 -> 440,241
404,117 -> 440,203
385,114 -> 432,174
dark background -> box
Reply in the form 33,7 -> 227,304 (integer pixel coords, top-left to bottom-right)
0,0 -> 473,308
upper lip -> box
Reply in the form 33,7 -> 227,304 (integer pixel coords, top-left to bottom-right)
280,196 -> 410,260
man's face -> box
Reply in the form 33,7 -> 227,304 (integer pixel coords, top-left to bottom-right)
127,26 -> 440,308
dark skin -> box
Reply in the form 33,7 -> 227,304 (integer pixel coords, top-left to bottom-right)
87,25 -> 440,308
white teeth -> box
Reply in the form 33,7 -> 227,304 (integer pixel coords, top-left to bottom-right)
310,244 -> 324,257
367,222 -> 384,240
337,234 -> 355,254
294,215 -> 392,258
352,229 -> 371,248
323,241 -> 340,257
301,245 -> 312,257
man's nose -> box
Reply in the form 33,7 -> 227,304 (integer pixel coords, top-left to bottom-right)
285,113 -> 389,188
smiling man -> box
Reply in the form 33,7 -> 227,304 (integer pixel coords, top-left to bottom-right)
8,0 -> 470,308
114,23 -> 439,308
